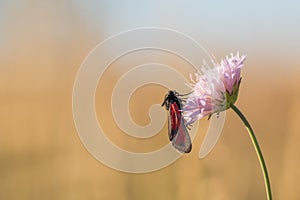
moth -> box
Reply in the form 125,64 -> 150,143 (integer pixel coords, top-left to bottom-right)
162,90 -> 192,153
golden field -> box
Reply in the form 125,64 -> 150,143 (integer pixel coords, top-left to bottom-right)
1,2 -> 300,200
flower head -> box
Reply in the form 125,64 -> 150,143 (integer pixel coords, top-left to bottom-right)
219,52 -> 246,95
183,52 -> 246,125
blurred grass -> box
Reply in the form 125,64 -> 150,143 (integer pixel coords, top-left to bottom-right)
1,2 -> 300,200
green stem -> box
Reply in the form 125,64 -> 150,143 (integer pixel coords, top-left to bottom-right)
231,104 -> 272,200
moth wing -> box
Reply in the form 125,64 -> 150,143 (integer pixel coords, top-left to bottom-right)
171,117 -> 192,153
168,102 -> 181,141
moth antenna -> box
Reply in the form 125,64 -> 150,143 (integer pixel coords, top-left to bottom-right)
177,90 -> 194,97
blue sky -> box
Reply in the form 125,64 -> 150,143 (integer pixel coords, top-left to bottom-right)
70,0 -> 300,69
73,0 -> 300,42
1,1 -> 299,70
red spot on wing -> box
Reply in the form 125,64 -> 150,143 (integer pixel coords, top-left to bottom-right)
169,102 -> 181,131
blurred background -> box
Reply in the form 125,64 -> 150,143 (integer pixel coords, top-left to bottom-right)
1,1 -> 299,199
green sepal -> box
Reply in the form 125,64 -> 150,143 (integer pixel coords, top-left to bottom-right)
225,78 -> 242,109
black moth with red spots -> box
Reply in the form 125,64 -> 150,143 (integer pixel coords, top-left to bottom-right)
162,91 -> 192,153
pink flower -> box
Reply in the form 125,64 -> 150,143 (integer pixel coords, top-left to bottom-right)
219,52 -> 246,94
183,52 -> 246,125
